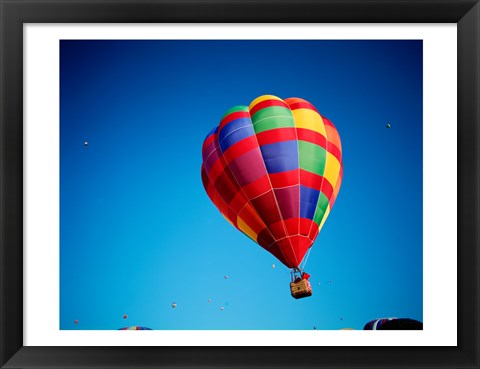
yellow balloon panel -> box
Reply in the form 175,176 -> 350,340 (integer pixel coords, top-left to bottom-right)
323,152 -> 341,188
291,108 -> 326,137
248,94 -> 284,109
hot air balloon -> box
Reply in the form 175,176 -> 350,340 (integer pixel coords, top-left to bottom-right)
364,318 -> 422,330
118,326 -> 152,330
201,95 -> 343,298
171,302 -> 177,309
123,314 -> 128,319
363,317 -> 397,330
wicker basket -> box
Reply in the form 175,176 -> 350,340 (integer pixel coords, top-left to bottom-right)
290,279 -> 313,299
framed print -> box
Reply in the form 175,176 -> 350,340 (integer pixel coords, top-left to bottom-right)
0,1 -> 479,368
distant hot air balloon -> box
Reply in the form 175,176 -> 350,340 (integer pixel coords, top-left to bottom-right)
364,318 -> 422,330
123,314 -> 128,319
74,319 -> 79,325
363,317 -> 396,330
119,326 -> 152,330
201,95 -> 343,297
171,302 -> 177,309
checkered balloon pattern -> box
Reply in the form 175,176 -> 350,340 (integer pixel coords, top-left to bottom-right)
201,95 -> 343,269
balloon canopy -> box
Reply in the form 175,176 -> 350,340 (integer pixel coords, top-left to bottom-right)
201,95 -> 343,269
364,318 -> 423,330
118,326 -> 152,330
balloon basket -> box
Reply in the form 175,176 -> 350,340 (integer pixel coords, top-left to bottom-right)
290,279 -> 313,299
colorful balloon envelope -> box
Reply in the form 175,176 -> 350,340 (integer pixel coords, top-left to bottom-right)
201,95 -> 343,269
118,326 -> 152,330
363,318 -> 422,330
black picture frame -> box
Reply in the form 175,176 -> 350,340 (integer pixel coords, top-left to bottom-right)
1,1 -> 479,368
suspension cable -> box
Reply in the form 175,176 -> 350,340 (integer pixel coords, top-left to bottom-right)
300,247 -> 313,274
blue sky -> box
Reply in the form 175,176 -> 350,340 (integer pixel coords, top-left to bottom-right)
60,40 -> 422,330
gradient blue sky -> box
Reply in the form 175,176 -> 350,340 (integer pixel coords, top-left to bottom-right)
60,40 -> 422,330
